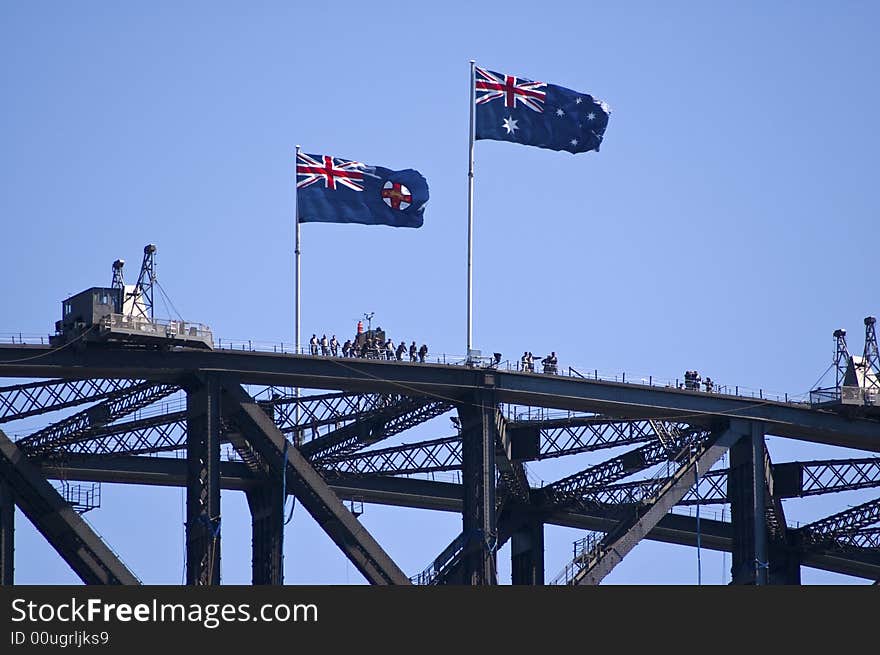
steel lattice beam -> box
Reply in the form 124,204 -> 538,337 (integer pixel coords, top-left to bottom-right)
594,471 -> 728,506
39,390 -> 429,456
801,497 -> 880,544
592,456 -> 880,507
17,382 -> 179,455
221,381 -> 410,585
0,378 -> 141,424
798,458 -> 880,495
267,391 -> 414,439
565,424 -> 744,585
51,396 -> 450,461
305,399 -> 452,461
0,429 -> 140,584
543,427 -> 713,508
508,417 -> 689,461
322,436 -> 461,476
254,389 -> 450,450
834,527 -> 880,550
53,412 -> 188,456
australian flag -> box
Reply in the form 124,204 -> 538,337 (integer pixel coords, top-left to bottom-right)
296,152 -> 428,228
474,66 -> 610,154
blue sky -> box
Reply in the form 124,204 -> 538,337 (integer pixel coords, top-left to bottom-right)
1,1 -> 878,584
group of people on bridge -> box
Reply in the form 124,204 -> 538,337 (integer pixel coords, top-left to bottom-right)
683,370 -> 713,392
309,332 -> 428,363
521,351 -> 558,375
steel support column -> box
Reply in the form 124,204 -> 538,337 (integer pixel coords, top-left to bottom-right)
0,478 -> 13,584
764,450 -> 801,584
221,382 -> 410,585
185,377 -> 222,585
457,391 -> 497,585
0,430 -> 139,584
510,518 -> 544,585
768,538 -> 801,584
729,421 -> 768,585
245,483 -> 284,585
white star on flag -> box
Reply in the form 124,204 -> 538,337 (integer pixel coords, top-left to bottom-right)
502,116 -> 519,135
587,112 -> 596,121
556,108 -> 565,117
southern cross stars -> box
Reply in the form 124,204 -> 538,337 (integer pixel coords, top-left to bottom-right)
502,116 -> 519,135
556,108 -> 565,117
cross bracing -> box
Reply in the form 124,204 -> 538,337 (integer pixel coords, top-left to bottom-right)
0,342 -> 877,585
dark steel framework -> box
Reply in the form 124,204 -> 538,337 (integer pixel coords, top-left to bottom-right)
0,343 -> 878,586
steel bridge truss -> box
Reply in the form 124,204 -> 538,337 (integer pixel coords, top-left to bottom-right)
0,378 -> 144,424
0,352 -> 878,587
800,497 -> 880,551
591,456 -> 880,506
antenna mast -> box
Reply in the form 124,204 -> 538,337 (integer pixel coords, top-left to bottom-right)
133,244 -> 157,320
111,259 -> 125,313
833,328 -> 850,390
863,317 -> 879,393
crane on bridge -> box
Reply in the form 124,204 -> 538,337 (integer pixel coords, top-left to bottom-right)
49,244 -> 214,350
811,316 -> 880,410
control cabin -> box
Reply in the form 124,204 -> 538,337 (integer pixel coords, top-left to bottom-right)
50,286 -> 214,350
841,356 -> 879,406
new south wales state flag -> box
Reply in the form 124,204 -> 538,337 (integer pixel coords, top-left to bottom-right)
296,152 -> 429,228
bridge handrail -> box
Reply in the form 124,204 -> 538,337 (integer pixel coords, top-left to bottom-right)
0,333 -> 825,409
549,532 -> 603,585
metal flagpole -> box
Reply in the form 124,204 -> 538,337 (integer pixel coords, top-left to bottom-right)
284,144 -> 306,581
294,145 -> 302,444
695,460 -> 702,585
295,144 -> 302,360
283,144 -> 306,583
466,60 -> 476,356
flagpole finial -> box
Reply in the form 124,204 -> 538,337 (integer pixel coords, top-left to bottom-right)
469,59 -> 475,63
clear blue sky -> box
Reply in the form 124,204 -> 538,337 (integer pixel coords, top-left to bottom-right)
1,1 -> 878,584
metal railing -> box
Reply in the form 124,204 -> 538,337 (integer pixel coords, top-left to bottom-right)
409,533 -> 466,585
0,331 -> 847,409
102,314 -> 213,345
548,532 -> 604,585
52,480 -> 102,514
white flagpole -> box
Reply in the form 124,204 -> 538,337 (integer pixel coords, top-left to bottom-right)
467,60 -> 476,356
294,145 -> 302,445
295,144 -> 302,359
283,143 -> 306,583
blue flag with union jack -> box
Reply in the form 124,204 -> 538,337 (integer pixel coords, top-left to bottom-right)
296,152 -> 428,228
474,66 -> 610,154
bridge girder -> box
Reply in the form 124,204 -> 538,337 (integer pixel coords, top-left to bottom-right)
2,342 -> 880,586
26,453 -> 880,582
1,345 -> 879,450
